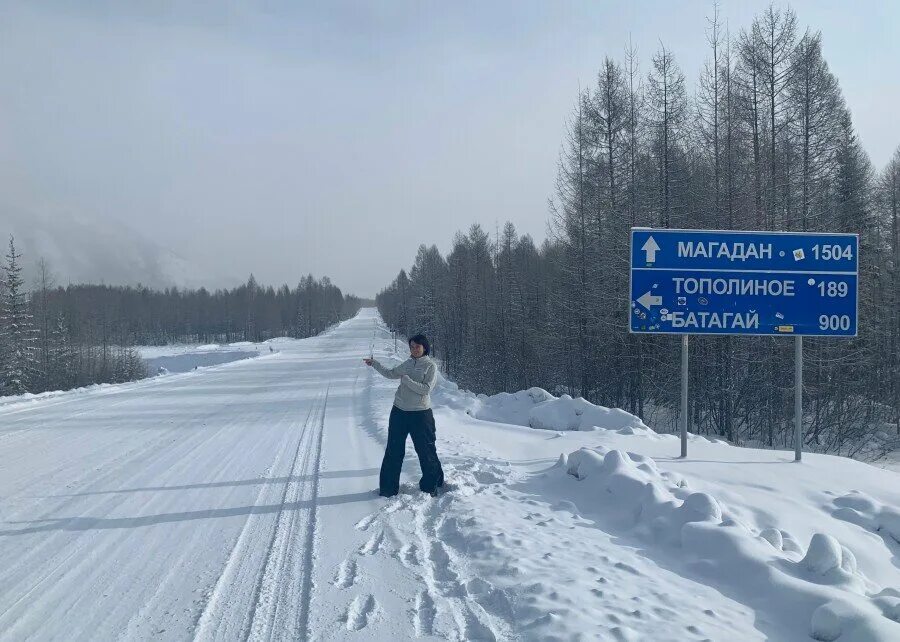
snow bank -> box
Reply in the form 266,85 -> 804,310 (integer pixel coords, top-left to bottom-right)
830,491 -> 900,547
433,382 -> 650,434
0,382 -> 124,411
561,446 -> 900,640
528,393 -> 648,432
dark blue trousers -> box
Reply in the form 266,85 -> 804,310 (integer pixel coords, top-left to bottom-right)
379,406 -> 444,495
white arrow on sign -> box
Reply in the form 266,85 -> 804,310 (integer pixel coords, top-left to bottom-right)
642,236 -> 660,263
637,291 -> 662,310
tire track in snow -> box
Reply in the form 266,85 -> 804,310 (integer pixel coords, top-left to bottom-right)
193,384 -> 328,642
191,388 -> 318,640
2,393 -> 291,640
113,400 -> 302,640
287,383 -> 327,642
0,399 -> 259,636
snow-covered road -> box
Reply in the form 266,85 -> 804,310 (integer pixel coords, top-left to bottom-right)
2,308 -> 898,641
0,312 -> 392,640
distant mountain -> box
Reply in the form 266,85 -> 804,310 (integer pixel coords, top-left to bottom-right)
0,208 -> 227,290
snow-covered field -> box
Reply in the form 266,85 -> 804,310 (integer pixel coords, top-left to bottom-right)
1,308 -> 898,641
138,342 -> 266,374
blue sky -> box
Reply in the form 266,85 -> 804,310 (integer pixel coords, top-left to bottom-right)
0,1 -> 897,296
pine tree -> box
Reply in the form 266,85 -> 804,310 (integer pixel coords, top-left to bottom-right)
0,236 -> 40,395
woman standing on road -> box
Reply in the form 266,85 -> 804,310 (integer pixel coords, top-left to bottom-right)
363,334 -> 445,497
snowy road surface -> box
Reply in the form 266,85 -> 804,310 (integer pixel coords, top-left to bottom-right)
2,308 -> 899,641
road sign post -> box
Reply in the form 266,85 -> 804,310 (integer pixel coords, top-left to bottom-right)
681,335 -> 688,458
630,228 -> 858,459
795,336 -> 803,461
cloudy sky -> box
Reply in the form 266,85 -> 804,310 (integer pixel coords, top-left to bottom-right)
1,1 -> 897,297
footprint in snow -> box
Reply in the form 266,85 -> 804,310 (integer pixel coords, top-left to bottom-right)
343,594 -> 377,631
614,561 -> 641,576
397,543 -> 419,566
358,530 -> 384,555
333,559 -> 357,589
413,590 -> 436,636
354,512 -> 379,531
473,470 -> 505,485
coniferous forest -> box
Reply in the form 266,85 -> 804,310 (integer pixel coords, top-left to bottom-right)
377,6 -> 900,459
0,236 -> 363,396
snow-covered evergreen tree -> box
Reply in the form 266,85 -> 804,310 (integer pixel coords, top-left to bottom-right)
0,236 -> 39,395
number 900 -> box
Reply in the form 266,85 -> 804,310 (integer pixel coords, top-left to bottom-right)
819,315 -> 850,331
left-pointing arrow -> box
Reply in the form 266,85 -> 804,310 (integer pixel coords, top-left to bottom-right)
637,291 -> 662,310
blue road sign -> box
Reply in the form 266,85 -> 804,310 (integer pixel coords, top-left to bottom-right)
629,228 -> 859,336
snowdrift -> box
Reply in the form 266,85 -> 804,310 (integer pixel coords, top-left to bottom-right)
433,382 -> 650,434
560,446 -> 900,640
418,354 -> 900,638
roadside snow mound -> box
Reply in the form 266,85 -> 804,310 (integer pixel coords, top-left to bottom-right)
434,382 -> 649,433
463,387 -> 553,427
563,446 -> 900,641
528,394 -> 648,432
830,490 -> 900,547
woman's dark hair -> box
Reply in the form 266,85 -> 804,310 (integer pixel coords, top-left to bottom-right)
409,334 -> 430,356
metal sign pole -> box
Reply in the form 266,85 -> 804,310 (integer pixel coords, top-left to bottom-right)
681,334 -> 689,458
795,335 -> 803,461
